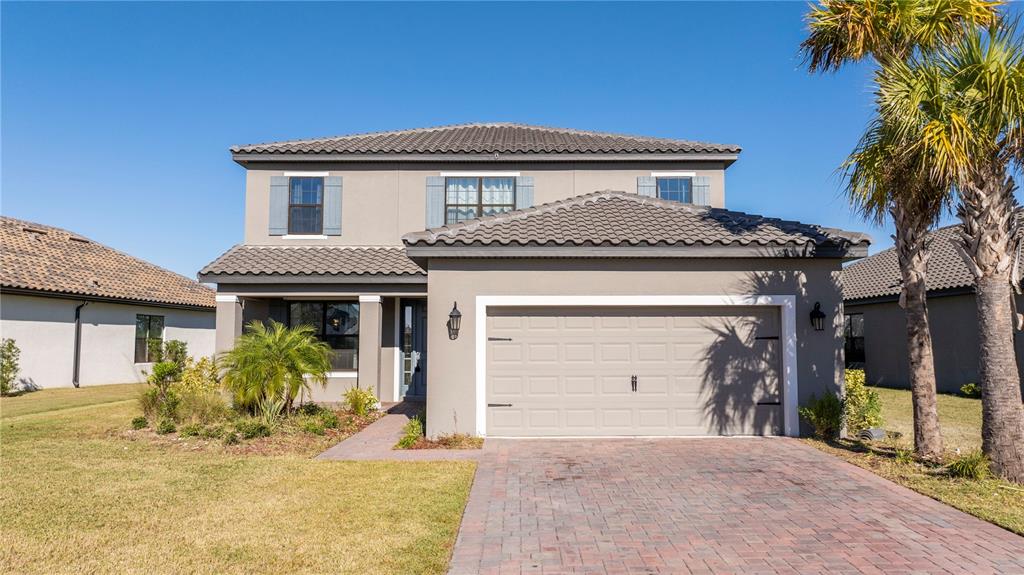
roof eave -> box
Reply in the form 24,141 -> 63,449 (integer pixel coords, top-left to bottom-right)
0,286 -> 215,311
231,152 -> 741,166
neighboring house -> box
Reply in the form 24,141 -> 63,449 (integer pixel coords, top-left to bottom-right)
843,223 -> 1024,394
199,123 -> 869,438
0,217 -> 215,389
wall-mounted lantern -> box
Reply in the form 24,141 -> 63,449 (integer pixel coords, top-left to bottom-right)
810,302 -> 827,332
447,302 -> 462,340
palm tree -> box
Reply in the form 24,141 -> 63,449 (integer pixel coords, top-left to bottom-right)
219,320 -> 332,414
801,0 -> 999,459
872,22 -> 1024,481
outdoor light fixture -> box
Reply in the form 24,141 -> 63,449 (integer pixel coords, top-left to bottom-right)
810,302 -> 827,332
447,302 -> 462,340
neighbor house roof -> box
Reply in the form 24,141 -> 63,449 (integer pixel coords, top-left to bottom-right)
843,223 -> 1023,302
198,245 -> 425,283
231,123 -> 741,160
0,216 -> 214,309
402,191 -> 870,257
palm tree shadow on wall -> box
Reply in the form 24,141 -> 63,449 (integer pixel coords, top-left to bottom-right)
698,266 -> 843,436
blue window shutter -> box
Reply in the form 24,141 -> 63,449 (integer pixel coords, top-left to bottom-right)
515,176 -> 534,210
269,176 -> 288,235
426,176 -> 445,228
693,176 -> 711,205
323,176 -> 343,235
637,176 -> 656,198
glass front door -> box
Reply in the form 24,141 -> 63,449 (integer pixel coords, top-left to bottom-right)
400,300 -> 427,400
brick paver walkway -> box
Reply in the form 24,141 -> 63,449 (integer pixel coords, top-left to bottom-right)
449,437 -> 1024,575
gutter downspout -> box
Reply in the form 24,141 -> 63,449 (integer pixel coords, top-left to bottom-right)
73,302 -> 89,388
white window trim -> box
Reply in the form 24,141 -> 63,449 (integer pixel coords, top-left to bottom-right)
325,370 -> 358,378
282,234 -> 329,240
284,171 -> 330,177
651,171 -> 696,178
439,171 -> 521,177
474,294 -> 799,438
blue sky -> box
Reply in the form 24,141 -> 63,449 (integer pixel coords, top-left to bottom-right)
1,1 -> 992,278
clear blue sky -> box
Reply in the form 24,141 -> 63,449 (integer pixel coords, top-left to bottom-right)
2,1 -> 1000,278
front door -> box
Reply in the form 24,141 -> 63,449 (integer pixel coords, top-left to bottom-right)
399,299 -> 427,400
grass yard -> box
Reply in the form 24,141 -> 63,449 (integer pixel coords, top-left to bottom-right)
0,385 -> 476,574
806,386 -> 1024,536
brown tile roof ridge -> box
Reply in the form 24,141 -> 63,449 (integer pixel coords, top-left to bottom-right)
231,122 -> 741,155
198,244 -> 425,277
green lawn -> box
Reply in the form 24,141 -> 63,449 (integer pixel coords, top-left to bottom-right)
807,386 -> 1024,535
0,385 -> 476,574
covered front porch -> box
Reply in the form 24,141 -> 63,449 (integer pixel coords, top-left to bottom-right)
199,245 -> 429,404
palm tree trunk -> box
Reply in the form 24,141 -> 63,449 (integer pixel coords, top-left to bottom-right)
892,202 -> 943,460
957,171 -> 1024,483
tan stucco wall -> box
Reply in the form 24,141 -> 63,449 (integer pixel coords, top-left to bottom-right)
848,293 -> 1024,394
242,161 -> 728,246
423,258 -> 846,438
0,293 -> 215,389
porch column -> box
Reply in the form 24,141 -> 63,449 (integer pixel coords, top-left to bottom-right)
358,295 -> 383,398
215,295 -> 243,354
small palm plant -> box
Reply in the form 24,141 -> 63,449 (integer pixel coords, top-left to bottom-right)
219,320 -> 331,415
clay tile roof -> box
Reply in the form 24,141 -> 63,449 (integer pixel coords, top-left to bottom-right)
402,191 -> 870,251
198,245 -> 425,279
1,216 -> 214,309
231,123 -> 741,157
843,223 -> 1023,301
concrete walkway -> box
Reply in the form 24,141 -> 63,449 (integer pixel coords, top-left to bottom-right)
316,403 -> 480,461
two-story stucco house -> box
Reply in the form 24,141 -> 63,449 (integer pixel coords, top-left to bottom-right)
199,123 -> 869,438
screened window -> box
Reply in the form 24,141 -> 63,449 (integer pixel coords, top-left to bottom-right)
135,314 -> 165,363
844,313 -> 865,367
656,177 -> 692,203
289,302 -> 359,370
445,177 -> 516,224
288,177 -> 324,235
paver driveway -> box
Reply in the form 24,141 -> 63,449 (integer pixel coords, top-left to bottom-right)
449,437 -> 1024,575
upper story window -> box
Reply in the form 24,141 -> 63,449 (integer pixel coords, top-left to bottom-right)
135,314 -> 164,363
656,177 -> 692,204
445,177 -> 516,224
288,177 -> 324,235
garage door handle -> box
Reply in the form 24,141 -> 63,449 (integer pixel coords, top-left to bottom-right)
631,375 -> 637,392
488,403 -> 513,408
488,337 -> 513,342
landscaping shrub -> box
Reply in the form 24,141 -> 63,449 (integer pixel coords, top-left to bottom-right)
297,402 -> 324,416
178,356 -> 219,394
0,338 -> 21,396
960,382 -> 982,398
844,369 -> 882,434
300,417 -> 325,436
179,422 -> 203,437
395,414 -> 424,449
131,416 -> 148,430
200,425 -> 225,440
219,320 -> 331,413
319,410 -> 340,429
222,431 -> 240,445
175,390 -> 230,425
798,392 -> 844,439
163,340 -> 188,368
343,387 -> 378,416
947,450 -> 990,479
155,419 -> 177,435
140,386 -> 180,421
257,395 -> 285,426
234,418 -> 271,440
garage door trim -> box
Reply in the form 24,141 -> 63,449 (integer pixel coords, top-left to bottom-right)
475,295 -> 798,437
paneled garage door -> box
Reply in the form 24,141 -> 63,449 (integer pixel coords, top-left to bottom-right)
486,306 -> 782,436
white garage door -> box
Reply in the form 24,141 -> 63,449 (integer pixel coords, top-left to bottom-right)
486,306 -> 782,437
